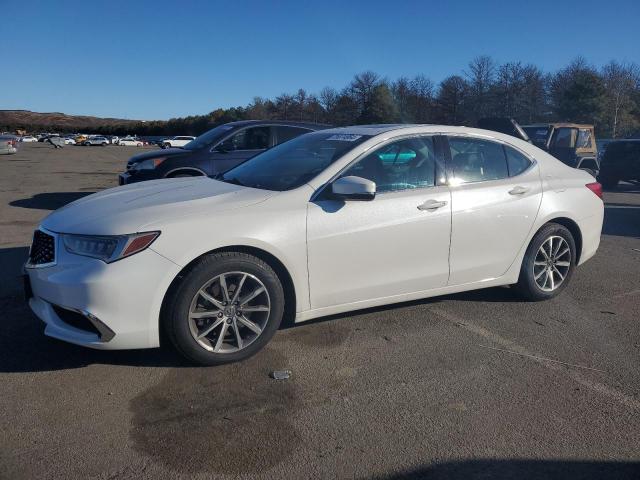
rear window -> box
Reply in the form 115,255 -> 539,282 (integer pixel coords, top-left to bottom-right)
576,129 -> 593,149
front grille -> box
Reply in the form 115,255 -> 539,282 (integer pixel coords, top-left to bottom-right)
29,230 -> 56,265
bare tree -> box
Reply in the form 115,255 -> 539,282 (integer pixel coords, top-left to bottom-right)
465,55 -> 496,122
601,61 -> 640,138
275,93 -> 294,120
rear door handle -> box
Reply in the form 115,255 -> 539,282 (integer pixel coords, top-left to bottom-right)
508,186 -> 529,195
417,199 -> 448,211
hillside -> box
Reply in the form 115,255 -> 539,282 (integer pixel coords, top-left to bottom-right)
0,110 -> 145,132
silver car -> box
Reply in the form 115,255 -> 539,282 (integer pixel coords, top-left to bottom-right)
0,135 -> 18,155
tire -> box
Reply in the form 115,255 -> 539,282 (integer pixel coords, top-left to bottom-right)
163,252 -> 285,365
513,223 -> 576,301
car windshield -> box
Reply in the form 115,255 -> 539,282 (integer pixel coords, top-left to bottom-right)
522,126 -> 549,146
183,124 -> 235,150
219,132 -> 371,191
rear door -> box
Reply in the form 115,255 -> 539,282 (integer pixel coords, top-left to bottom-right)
445,135 -> 542,285
274,126 -> 313,146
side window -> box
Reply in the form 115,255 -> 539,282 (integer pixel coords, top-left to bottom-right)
340,137 -> 436,193
222,127 -> 270,151
576,129 -> 593,149
276,126 -> 311,144
448,137 -> 508,183
505,145 -> 532,177
552,128 -> 574,148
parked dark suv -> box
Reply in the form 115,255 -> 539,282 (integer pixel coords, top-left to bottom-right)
597,139 -> 640,189
119,120 -> 330,185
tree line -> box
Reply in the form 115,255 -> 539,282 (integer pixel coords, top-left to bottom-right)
10,56 -> 640,139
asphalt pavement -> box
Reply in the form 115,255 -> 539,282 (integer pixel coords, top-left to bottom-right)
1,143 -> 639,479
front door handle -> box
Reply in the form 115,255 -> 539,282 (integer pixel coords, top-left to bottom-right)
417,199 -> 448,211
509,186 -> 529,195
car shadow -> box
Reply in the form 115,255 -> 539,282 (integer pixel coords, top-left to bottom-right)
370,459 -> 640,480
9,192 -> 95,210
0,246 -> 30,298
0,294 -> 191,373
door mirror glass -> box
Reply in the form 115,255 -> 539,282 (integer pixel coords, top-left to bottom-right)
331,176 -> 376,200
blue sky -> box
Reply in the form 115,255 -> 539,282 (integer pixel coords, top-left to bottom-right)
2,0 -> 639,120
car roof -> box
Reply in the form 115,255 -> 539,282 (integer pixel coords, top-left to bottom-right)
523,123 -> 594,129
321,124 -> 425,135
223,120 -> 332,130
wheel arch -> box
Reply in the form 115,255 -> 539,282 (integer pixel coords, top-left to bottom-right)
159,245 -> 297,341
539,216 -> 583,264
164,167 -> 206,178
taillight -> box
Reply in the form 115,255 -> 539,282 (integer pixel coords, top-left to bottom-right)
586,182 -> 603,199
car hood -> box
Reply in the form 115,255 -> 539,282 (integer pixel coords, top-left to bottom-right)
41,177 -> 277,235
127,147 -> 192,165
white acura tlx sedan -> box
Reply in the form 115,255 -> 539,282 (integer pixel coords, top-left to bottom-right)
24,125 -> 604,365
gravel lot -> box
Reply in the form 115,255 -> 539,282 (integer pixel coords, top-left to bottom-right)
1,143 -> 639,479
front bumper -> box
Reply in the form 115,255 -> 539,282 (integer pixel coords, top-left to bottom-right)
118,169 -> 162,185
25,236 -> 182,350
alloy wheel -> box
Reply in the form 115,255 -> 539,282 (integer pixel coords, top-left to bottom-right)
533,236 -> 571,292
188,271 -> 271,353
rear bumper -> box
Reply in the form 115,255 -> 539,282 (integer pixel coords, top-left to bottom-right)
25,246 -> 182,350
577,209 -> 604,265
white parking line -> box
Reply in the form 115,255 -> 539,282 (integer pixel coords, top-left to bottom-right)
430,306 -> 640,411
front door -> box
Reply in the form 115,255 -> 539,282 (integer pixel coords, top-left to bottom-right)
307,135 -> 452,309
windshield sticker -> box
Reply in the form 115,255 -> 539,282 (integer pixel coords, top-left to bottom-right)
327,134 -> 363,142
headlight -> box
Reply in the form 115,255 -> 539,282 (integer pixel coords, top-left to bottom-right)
62,231 -> 160,263
131,158 -> 166,170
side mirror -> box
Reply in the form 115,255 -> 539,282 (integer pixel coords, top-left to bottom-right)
331,176 -> 376,201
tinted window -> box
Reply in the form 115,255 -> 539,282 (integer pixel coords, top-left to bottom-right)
505,146 -> 532,176
276,126 -> 312,144
448,137 -> 508,183
223,127 -> 270,151
221,132 -> 370,191
551,128 -> 574,148
340,137 -> 436,193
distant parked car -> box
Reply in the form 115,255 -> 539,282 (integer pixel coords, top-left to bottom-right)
120,120 -> 330,185
20,136 -> 38,143
64,137 -> 77,145
521,123 -> 599,176
119,137 -> 144,147
162,136 -> 196,149
83,136 -> 109,146
479,119 -> 600,177
38,134 -> 60,142
597,140 -> 640,189
0,135 -> 18,154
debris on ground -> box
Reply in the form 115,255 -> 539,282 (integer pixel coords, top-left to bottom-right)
269,370 -> 291,380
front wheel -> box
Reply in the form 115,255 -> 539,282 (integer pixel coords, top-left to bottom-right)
513,223 -> 576,301
163,252 -> 285,365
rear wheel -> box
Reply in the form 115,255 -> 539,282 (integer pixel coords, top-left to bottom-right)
163,252 -> 284,365
513,223 -> 576,301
